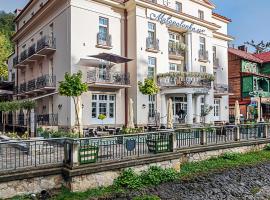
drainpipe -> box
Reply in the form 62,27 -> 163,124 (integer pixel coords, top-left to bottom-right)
124,9 -> 128,126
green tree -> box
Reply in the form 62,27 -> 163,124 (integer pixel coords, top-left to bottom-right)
59,71 -> 88,135
21,100 -> 36,136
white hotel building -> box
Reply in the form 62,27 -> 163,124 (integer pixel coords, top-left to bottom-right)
8,0 -> 233,129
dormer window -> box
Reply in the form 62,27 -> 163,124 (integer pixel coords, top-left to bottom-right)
198,10 -> 204,20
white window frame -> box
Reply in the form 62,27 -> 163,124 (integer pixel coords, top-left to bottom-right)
214,99 -> 221,117
148,57 -> 156,78
198,10 -> 204,20
175,2 -> 182,13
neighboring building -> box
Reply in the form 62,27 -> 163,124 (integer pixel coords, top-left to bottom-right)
228,46 -> 270,121
7,0 -> 233,130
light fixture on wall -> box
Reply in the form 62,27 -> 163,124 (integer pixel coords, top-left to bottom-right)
58,104 -> 62,110
142,104 -> 146,109
82,104 -> 84,109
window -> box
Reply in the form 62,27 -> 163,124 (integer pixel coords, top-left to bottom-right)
91,94 -> 116,120
169,63 -> 181,72
148,22 -> 156,40
148,57 -> 156,78
199,37 -> 206,52
175,2 -> 182,13
149,95 -> 156,118
214,99 -> 220,117
200,65 -> 206,73
213,46 -> 217,60
198,10 -> 204,20
92,102 -> 97,118
200,97 -> 205,115
151,0 -> 157,3
50,23 -> 54,38
99,17 -> 109,43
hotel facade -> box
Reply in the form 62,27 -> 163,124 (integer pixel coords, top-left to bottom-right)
8,0 -> 233,130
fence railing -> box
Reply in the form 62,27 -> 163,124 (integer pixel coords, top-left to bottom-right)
0,123 -> 269,172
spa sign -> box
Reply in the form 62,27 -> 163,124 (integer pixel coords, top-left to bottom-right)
147,9 -> 206,34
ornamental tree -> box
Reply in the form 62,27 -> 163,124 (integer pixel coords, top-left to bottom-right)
138,78 -> 159,95
59,71 -> 88,135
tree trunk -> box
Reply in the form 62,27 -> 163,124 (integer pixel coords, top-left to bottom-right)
72,97 -> 81,137
27,110 -> 30,138
12,111 -> 15,133
3,112 -> 5,134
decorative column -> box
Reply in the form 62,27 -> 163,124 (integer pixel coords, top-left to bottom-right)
195,95 -> 201,123
186,93 -> 193,124
204,94 -> 212,124
186,32 -> 192,72
161,94 -> 167,126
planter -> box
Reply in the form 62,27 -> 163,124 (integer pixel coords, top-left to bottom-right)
79,145 -> 99,164
146,135 -> 172,154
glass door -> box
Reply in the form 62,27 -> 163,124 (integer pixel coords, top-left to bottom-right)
171,96 -> 187,124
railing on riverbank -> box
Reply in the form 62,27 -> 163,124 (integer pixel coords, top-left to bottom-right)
0,123 -> 269,171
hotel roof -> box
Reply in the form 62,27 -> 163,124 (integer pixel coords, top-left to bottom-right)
228,48 -> 264,64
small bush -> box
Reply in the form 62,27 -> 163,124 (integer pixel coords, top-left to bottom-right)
114,169 -> 142,190
133,195 -> 161,200
140,166 -> 178,186
221,152 -> 240,161
265,144 -> 270,151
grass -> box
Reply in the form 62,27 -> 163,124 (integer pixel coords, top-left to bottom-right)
9,149 -> 270,200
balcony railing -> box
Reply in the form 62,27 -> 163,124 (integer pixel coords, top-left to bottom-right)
214,83 -> 228,94
199,49 -> 209,61
168,42 -> 185,58
87,69 -> 130,85
213,58 -> 220,68
37,35 -> 56,52
157,72 -> 214,88
13,56 -> 18,66
36,74 -> 56,89
37,114 -> 58,126
146,37 -> 159,51
17,75 -> 56,95
28,44 -> 36,57
20,50 -> 28,62
97,33 -> 112,47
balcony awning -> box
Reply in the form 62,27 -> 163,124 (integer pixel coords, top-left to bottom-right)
88,53 -> 133,65
31,92 -> 58,101
76,58 -> 103,67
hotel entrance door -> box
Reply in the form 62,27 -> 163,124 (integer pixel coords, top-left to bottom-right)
171,96 -> 187,123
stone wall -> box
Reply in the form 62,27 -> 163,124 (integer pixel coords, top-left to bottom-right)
0,175 -> 63,199
0,142 -> 268,199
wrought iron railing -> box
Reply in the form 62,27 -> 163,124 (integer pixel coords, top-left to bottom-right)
20,50 -> 28,62
36,74 -> 56,89
37,35 -> 56,52
198,49 -> 208,61
28,44 -> 36,57
19,82 -> 27,93
157,73 -> 212,88
214,83 -> 229,93
13,56 -> 18,66
27,79 -> 36,91
97,33 -> 112,47
37,114 -> 58,126
146,37 -> 159,51
168,42 -> 185,57
87,69 -> 130,85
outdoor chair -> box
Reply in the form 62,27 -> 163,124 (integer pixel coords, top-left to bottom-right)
97,126 -> 102,131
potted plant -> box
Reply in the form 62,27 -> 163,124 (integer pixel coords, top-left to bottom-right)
98,114 -> 107,126
146,133 -> 173,154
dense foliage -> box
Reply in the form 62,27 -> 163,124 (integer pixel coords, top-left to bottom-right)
138,78 -> 159,95
0,11 -> 15,79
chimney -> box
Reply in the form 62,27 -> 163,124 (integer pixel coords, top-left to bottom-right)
14,9 -> 22,17
238,45 -> 248,52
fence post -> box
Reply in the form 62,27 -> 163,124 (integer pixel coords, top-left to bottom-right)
235,126 -> 240,141
200,129 -> 206,145
64,139 -> 80,168
264,124 -> 268,138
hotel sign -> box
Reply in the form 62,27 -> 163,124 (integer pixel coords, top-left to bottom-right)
147,9 -> 206,34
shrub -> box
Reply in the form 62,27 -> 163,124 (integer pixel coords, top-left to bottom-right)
114,169 -> 142,190
265,144 -> 270,151
140,166 -> 178,186
133,195 -> 161,200
221,152 -> 240,161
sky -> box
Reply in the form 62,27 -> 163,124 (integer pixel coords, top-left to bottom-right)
0,0 -> 269,48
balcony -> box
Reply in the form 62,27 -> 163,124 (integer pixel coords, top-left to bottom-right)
87,69 -> 130,89
17,74 -> 56,96
96,33 -> 112,49
198,49 -> 209,62
214,83 -> 229,95
157,72 -> 214,89
168,42 -> 185,60
36,35 -> 56,55
213,58 -> 220,68
146,37 -> 159,52
37,114 -> 58,126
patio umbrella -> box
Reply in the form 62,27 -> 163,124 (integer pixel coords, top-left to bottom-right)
167,98 -> 173,129
234,100 -> 240,125
76,96 -> 83,134
88,53 -> 133,67
76,58 -> 102,67
127,98 -> 135,129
